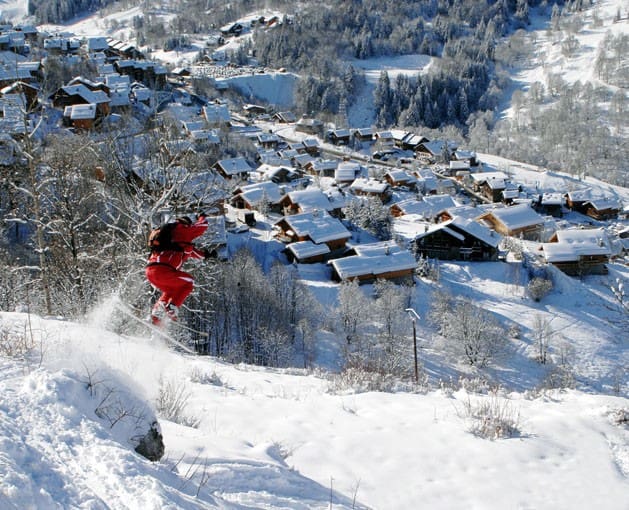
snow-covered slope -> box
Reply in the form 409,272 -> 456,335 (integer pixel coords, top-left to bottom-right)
1,306 -> 628,509
504,0 -> 628,118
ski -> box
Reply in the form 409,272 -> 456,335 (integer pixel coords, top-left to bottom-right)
113,300 -> 199,355
118,300 -> 209,338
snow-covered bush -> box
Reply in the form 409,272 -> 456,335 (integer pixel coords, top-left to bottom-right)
188,367 -> 226,387
460,393 -> 521,440
539,365 -> 576,391
528,277 -> 553,302
156,376 -> 200,428
327,367 -> 427,394
609,408 -> 629,427
0,325 -> 33,358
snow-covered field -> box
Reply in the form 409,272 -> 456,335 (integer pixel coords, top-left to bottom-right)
1,305 -> 627,510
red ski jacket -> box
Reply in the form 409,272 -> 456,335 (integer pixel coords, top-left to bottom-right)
147,216 -> 209,270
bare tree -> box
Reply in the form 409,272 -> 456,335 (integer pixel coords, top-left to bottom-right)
439,299 -> 507,367
337,278 -> 370,346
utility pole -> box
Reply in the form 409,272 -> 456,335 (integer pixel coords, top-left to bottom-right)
405,308 -> 420,383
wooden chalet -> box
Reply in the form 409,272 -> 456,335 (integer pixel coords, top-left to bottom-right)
353,127 -> 375,144
391,130 -> 428,151
0,94 -> 25,136
328,241 -> 416,283
469,172 -> 509,203
304,159 -> 337,177
285,240 -> 331,264
374,130 -> 394,147
390,194 -> 458,221
63,103 -> 97,129
68,76 -> 110,94
220,22 -> 244,37
43,36 -> 81,54
477,204 -> 544,240
581,198 -> 621,221
106,38 -> 144,59
302,138 -> 321,156
275,210 -> 351,250
213,157 -> 253,180
0,66 -> 33,88
295,116 -> 323,135
415,140 -> 457,162
279,188 -> 340,216
384,169 -> 416,189
541,228 -> 611,276
349,178 -> 391,203
231,181 -> 283,213
114,59 -> 166,89
50,83 -> 111,116
448,160 -> 470,178
565,189 -> 621,220
327,128 -> 351,145
335,160 -> 363,184
256,132 -> 280,149
452,149 -> 479,167
414,217 -> 501,261
534,192 -> 564,217
203,103 -> 231,126
0,81 -> 38,110
257,164 -> 299,183
273,111 -> 297,123
243,104 -> 268,117
411,168 -> 439,195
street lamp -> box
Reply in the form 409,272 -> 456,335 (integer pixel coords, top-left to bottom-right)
405,308 -> 420,383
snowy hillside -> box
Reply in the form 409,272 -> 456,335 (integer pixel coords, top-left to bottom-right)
1,308 -> 628,510
504,0 -> 628,118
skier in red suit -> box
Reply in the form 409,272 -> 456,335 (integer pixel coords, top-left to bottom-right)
145,214 -> 210,326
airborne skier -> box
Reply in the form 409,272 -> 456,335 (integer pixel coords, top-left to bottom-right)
145,214 -> 212,326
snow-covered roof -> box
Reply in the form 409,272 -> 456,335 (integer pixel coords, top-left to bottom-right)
586,197 -> 621,211
203,104 -> 230,124
278,211 -> 351,244
302,138 -> 320,149
335,161 -> 362,182
328,245 -> 416,279
502,189 -> 520,199
481,204 -> 543,229
449,160 -> 470,170
284,188 -> 336,212
236,181 -> 283,205
104,74 -> 130,87
309,159 -> 336,172
60,84 -> 110,104
190,130 -> 220,143
470,171 -> 509,184
86,36 -> 109,51
350,178 -> 389,194
540,192 -> 564,205
286,240 -> 331,259
64,103 -> 96,120
256,164 -> 296,180
257,132 -> 280,144
216,157 -> 253,176
386,169 -> 414,183
293,153 -> 316,167
451,217 -> 502,248
542,228 -> 611,262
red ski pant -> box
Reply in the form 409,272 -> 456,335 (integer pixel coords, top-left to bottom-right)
145,264 -> 194,308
